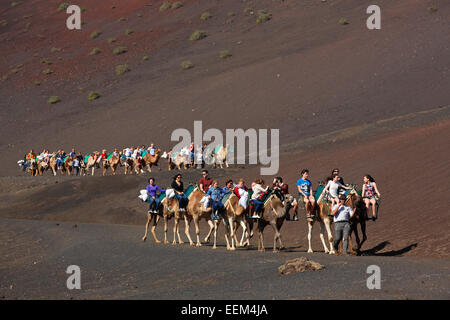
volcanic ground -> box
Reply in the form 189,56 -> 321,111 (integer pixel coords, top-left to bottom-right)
0,0 -> 449,299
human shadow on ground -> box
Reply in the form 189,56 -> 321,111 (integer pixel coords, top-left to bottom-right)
360,241 -> 418,256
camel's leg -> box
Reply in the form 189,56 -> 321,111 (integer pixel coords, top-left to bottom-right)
184,215 -> 194,246
307,221 -> 314,253
324,219 -> 335,254
142,213 -> 152,242
319,221 -> 330,254
231,218 -> 240,248
194,217 -> 202,247
151,215 -> 161,243
223,221 -> 233,250
177,217 -> 184,244
350,224 -> 359,254
225,160 -> 229,168
204,219 -> 214,243
163,216 -> 169,244
270,221 -> 283,252
258,230 -> 265,252
172,218 -> 179,245
360,220 -> 367,247
228,217 -> 236,250
213,220 -> 219,249
91,166 -> 95,176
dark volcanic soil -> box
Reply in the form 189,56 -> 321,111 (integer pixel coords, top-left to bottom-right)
0,0 -> 449,299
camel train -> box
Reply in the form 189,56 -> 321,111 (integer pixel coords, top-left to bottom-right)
19,145 -> 229,177
142,181 -> 371,255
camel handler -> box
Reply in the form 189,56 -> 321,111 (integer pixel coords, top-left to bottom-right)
331,194 -> 355,255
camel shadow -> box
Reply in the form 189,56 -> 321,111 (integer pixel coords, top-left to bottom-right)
360,241 -> 418,256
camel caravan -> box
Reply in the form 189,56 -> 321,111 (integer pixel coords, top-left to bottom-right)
140,169 -> 381,255
18,144 -> 230,177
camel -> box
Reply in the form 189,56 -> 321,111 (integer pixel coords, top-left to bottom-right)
133,158 -> 146,175
27,158 -> 38,176
345,188 -> 368,254
212,193 -> 250,250
305,191 -> 335,254
185,188 -> 215,247
103,153 -> 121,176
49,155 -> 58,176
84,152 -> 100,176
63,156 -> 73,176
36,160 -> 49,176
143,149 -> 161,173
142,195 -> 185,245
251,190 -> 293,252
211,145 -> 229,169
167,151 -> 189,170
122,156 -> 135,175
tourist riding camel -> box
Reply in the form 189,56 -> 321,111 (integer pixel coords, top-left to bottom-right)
297,169 -> 315,219
324,174 -> 351,208
361,174 -> 381,221
146,177 -> 166,214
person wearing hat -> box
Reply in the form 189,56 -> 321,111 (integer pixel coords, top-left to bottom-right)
331,194 -> 354,255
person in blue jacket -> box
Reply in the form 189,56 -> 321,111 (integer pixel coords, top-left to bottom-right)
206,180 -> 229,220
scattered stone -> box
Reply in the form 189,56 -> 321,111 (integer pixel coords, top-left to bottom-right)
278,257 -> 324,275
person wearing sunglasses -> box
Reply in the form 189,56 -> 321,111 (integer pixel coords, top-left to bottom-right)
171,174 -> 188,212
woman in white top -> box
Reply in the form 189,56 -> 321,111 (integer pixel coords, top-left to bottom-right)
251,178 -> 269,218
324,174 -> 351,208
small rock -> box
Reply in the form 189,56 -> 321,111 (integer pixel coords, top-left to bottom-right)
278,257 -> 324,275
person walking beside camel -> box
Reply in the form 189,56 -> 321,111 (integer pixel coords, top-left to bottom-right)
331,194 -> 354,255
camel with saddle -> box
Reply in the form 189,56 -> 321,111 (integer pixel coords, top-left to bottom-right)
212,192 -> 251,250
142,149 -> 162,173
183,187 -> 215,247
304,187 -> 336,254
344,187 -> 368,254
84,152 -> 100,176
167,151 -> 189,170
142,194 -> 186,245
249,190 -> 293,252
61,156 -> 73,175
36,159 -> 50,175
211,145 -> 229,169
103,153 -> 121,176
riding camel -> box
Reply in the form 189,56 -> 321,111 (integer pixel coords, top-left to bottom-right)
185,188 -> 215,247
103,153 -> 121,176
306,191 -> 336,254
36,160 -> 49,176
211,145 -> 229,169
84,152 -> 100,176
133,158 -> 146,175
142,195 -> 185,245
49,155 -> 58,176
345,188 -> 368,254
251,191 -> 293,252
212,193 -> 250,250
122,156 -> 135,175
27,159 -> 38,176
143,149 -> 161,173
167,151 -> 189,170
63,156 -> 73,176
